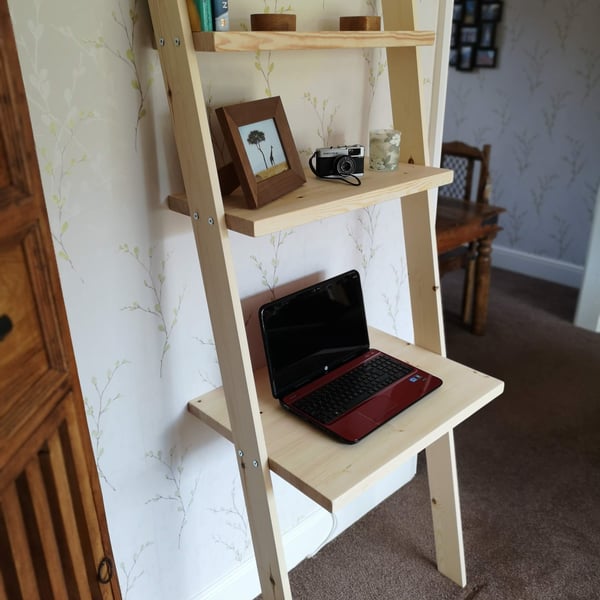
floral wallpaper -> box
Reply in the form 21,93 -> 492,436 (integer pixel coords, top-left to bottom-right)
443,0 -> 600,271
8,1 -> 432,599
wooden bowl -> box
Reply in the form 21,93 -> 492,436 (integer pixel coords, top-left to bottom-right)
251,13 -> 297,31
339,16 -> 381,31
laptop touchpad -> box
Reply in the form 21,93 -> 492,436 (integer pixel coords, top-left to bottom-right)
358,392 -> 397,422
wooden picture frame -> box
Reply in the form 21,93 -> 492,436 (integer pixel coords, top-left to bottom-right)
216,96 -> 306,209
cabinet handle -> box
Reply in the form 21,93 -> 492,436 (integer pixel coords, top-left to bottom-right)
97,556 -> 114,584
0,315 -> 13,341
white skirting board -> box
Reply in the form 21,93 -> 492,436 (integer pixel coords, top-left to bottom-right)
492,245 -> 584,289
194,457 -> 417,600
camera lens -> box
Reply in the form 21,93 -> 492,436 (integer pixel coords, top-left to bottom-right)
335,156 -> 355,176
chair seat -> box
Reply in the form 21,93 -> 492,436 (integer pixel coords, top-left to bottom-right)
436,196 -> 504,254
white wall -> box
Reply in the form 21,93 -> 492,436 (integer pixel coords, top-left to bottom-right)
8,1 -> 440,599
443,0 -> 600,288
575,185 -> 600,332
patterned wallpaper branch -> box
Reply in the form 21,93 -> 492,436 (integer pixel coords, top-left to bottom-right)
347,206 -> 380,280
194,336 -> 221,389
209,480 -> 251,562
514,131 -> 538,176
120,244 -> 184,377
562,136 -> 586,185
550,215 -> 572,258
523,42 -> 549,95
119,541 -> 153,600
250,230 -> 294,299
554,0 -> 586,52
363,49 -> 387,121
576,48 -> 600,100
18,5 -> 95,275
146,447 -> 199,549
491,92 -> 510,136
505,200 -> 528,247
254,51 -> 274,98
92,0 -> 153,149
84,359 -> 130,491
542,90 -> 571,137
303,92 -> 339,146
382,263 -> 407,336
261,1 -> 294,13
531,174 -> 559,217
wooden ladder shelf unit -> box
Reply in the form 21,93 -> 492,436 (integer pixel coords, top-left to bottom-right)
147,1 -> 504,599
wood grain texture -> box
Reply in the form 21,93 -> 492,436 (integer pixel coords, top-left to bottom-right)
168,163 -> 453,236
188,326 -> 504,512
192,30 -> 435,52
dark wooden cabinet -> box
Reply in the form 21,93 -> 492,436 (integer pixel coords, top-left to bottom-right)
0,2 -> 120,598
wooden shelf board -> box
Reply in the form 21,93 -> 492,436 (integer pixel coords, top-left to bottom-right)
192,30 -> 435,52
188,327 -> 504,512
168,163 -> 452,237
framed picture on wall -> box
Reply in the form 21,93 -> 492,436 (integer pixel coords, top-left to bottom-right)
463,0 -> 478,24
451,22 -> 459,48
450,0 -> 503,71
453,3 -> 464,22
480,2 -> 503,22
449,48 -> 458,67
479,22 -> 496,48
460,25 -> 479,45
475,48 -> 498,68
457,45 -> 476,71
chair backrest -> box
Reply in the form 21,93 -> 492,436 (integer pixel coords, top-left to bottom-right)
439,141 -> 491,203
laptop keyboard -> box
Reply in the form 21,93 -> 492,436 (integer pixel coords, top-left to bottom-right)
294,354 -> 413,425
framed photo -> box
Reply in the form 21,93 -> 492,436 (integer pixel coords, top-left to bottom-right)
475,48 -> 498,68
216,96 -> 306,209
452,3 -> 464,22
480,2 -> 503,22
463,0 -> 478,25
451,22 -> 458,48
479,22 -> 496,48
449,48 -> 458,67
457,45 -> 476,71
460,25 -> 479,45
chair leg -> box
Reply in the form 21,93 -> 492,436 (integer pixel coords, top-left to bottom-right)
461,244 -> 477,326
472,236 -> 493,335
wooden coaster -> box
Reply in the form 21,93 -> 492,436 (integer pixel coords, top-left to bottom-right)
339,16 -> 381,31
251,14 -> 297,31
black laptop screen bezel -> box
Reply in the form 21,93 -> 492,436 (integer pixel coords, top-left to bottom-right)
259,270 -> 370,399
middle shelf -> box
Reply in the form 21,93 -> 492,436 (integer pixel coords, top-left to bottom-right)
188,327 -> 504,512
168,162 -> 452,237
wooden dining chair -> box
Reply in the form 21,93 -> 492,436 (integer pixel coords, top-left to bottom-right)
436,141 -> 503,334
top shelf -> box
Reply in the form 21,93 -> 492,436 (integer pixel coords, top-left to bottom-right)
191,30 -> 435,52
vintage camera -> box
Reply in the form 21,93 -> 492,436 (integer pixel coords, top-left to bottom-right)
314,145 -> 365,178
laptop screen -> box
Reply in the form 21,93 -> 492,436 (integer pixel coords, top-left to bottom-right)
259,270 -> 370,398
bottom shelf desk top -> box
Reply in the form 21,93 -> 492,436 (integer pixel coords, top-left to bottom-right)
188,328 -> 504,512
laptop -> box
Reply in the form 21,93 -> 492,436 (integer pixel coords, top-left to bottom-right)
258,270 -> 442,443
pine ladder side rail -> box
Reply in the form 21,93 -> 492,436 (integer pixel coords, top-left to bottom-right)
382,0 -> 467,587
147,1 -> 291,598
